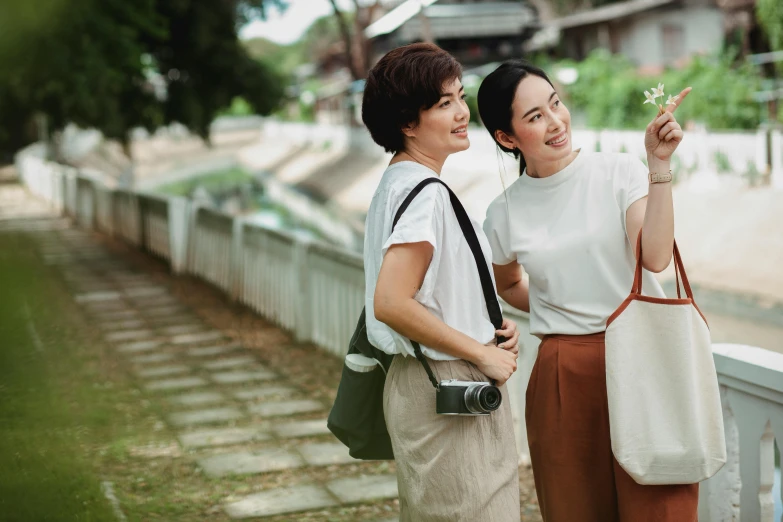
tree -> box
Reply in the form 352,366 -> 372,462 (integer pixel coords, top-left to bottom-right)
328,0 -> 381,80
0,0 -> 285,160
147,0 -> 285,141
756,0 -> 783,53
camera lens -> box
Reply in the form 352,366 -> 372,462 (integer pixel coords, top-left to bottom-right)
464,383 -> 502,414
479,386 -> 502,411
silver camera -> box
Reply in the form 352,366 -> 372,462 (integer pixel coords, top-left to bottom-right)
436,379 -> 502,416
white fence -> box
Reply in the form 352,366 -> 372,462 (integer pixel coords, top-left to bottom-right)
15,144 -> 783,521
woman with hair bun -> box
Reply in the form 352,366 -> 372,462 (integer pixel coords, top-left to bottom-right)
478,60 -> 696,521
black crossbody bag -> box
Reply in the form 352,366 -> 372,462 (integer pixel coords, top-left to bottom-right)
327,177 -> 505,460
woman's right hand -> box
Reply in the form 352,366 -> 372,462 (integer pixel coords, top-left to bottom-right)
475,345 -> 518,385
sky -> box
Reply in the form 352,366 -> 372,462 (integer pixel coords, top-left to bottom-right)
239,0 -> 357,45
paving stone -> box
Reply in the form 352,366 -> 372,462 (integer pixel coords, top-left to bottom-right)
247,399 -> 323,418
210,369 -> 276,385
298,442 -> 358,466
75,291 -> 123,303
168,407 -> 244,427
223,484 -> 337,519
145,376 -> 208,391
171,331 -> 225,345
116,340 -> 162,353
114,279 -> 156,288
105,329 -> 154,342
133,298 -> 180,309
148,315 -> 201,327
233,386 -> 296,401
326,474 -> 398,504
136,364 -> 190,378
124,286 -> 167,298
201,356 -> 258,370
198,448 -> 304,478
99,319 -> 147,331
73,285 -> 116,294
89,307 -> 136,317
130,353 -> 176,364
143,305 -> 188,317
186,344 -> 240,357
272,419 -> 330,439
84,301 -> 130,312
91,310 -> 139,321
178,427 -> 271,449
168,391 -> 226,407
160,324 -> 205,336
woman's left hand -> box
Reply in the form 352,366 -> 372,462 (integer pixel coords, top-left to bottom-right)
496,318 -> 520,355
645,87 -> 691,161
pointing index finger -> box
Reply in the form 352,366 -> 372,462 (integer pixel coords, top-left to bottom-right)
666,87 -> 692,114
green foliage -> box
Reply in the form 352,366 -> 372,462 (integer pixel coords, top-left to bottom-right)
0,0 -> 285,157
744,160 -> 761,187
714,151 -> 732,174
156,167 -> 254,196
757,0 -> 783,52
560,49 -> 763,130
244,13 -> 344,78
222,96 -> 255,116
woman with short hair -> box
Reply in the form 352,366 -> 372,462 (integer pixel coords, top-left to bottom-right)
362,43 -> 522,521
478,60 -> 696,521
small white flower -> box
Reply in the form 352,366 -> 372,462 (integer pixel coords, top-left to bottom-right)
643,90 -> 657,105
666,94 -> 679,106
652,83 -> 665,98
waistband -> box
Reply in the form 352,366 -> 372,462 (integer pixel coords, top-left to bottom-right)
541,332 -> 606,344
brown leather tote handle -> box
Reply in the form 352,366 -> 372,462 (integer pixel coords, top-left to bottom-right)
632,230 -> 692,299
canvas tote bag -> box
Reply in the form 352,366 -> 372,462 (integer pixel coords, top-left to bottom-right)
605,231 -> 726,485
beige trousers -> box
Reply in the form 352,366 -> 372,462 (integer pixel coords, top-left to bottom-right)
384,354 -> 521,522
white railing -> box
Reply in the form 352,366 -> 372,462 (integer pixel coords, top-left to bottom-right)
240,224 -> 300,332
138,194 -> 172,262
14,145 -> 783,521
305,242 -> 366,357
113,191 -> 142,247
189,207 -> 234,294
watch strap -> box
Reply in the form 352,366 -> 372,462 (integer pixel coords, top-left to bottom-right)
649,170 -> 673,183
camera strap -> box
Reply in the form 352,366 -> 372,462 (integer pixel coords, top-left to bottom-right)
392,177 -> 506,390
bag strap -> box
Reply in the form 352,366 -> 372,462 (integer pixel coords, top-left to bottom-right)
632,230 -> 692,300
391,177 -> 504,389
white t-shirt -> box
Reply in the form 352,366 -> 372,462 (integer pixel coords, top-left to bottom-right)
364,161 -> 498,361
483,151 -> 665,336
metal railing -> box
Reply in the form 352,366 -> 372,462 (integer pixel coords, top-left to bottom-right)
14,145 -> 783,521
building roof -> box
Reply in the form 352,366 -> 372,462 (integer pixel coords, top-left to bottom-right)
551,0 -> 676,30
365,0 -> 438,39
365,1 -> 535,40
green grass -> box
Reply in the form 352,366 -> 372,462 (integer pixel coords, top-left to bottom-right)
0,234 -> 200,520
0,234 -> 118,521
155,167 -> 254,197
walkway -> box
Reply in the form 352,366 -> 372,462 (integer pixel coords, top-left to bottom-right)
0,178 -> 541,520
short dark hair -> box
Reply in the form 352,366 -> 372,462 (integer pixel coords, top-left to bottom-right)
477,60 -> 554,175
362,43 -> 462,154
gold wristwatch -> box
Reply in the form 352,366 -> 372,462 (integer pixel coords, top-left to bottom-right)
648,170 -> 673,184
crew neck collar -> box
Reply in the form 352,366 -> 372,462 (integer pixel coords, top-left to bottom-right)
520,150 -> 585,187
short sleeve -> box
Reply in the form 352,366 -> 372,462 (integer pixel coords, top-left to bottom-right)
483,198 -> 515,265
382,183 -> 446,255
625,155 -> 649,210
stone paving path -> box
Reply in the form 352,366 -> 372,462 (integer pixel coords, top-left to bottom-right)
18,221 -> 400,520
